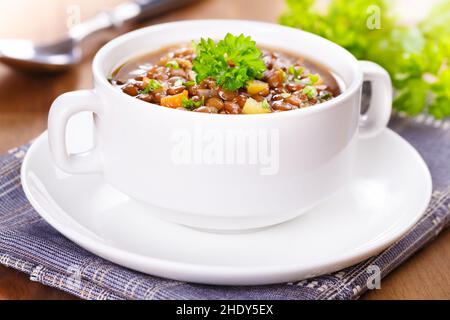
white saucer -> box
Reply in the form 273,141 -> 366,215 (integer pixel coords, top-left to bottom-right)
21,114 -> 432,285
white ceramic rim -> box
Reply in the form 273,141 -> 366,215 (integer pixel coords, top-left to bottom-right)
92,19 -> 363,119
21,129 -> 432,284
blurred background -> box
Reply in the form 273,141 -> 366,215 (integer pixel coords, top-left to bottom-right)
0,0 -> 440,42
0,0 -> 447,152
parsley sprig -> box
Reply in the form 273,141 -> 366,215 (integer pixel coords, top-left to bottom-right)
192,33 -> 267,91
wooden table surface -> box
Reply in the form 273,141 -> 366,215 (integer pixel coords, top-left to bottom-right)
0,0 -> 449,300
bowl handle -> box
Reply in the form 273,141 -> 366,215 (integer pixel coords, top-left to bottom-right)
48,90 -> 103,174
358,61 -> 392,138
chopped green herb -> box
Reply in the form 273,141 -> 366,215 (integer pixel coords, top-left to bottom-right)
319,91 -> 333,100
141,79 -> 162,94
302,85 -> 318,98
192,33 -> 267,91
288,65 -> 295,75
165,60 -> 180,69
182,96 -> 204,110
308,73 -> 320,85
261,99 -> 271,110
182,80 -> 196,87
288,66 -> 304,78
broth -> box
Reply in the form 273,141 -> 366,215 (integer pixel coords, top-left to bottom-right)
110,43 -> 342,114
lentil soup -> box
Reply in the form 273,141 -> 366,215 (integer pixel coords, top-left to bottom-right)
109,34 -> 341,114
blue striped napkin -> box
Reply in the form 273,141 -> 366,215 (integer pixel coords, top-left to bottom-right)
0,113 -> 449,300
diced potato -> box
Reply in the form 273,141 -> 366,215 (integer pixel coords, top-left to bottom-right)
242,97 -> 271,114
160,90 -> 188,108
246,80 -> 269,95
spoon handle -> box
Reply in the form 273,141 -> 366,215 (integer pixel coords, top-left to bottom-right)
68,0 -> 197,42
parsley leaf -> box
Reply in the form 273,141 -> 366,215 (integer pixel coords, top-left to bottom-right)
141,79 -> 162,94
302,85 -> 318,98
308,74 -> 320,85
166,60 -> 180,69
182,97 -> 204,110
182,80 -> 196,87
192,33 -> 267,91
288,66 -> 305,78
261,99 -> 271,111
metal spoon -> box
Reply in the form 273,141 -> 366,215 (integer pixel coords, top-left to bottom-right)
0,0 -> 197,72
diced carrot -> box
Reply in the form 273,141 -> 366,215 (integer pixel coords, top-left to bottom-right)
160,90 -> 188,108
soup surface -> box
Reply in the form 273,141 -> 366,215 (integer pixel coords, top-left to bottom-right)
110,34 -> 340,114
